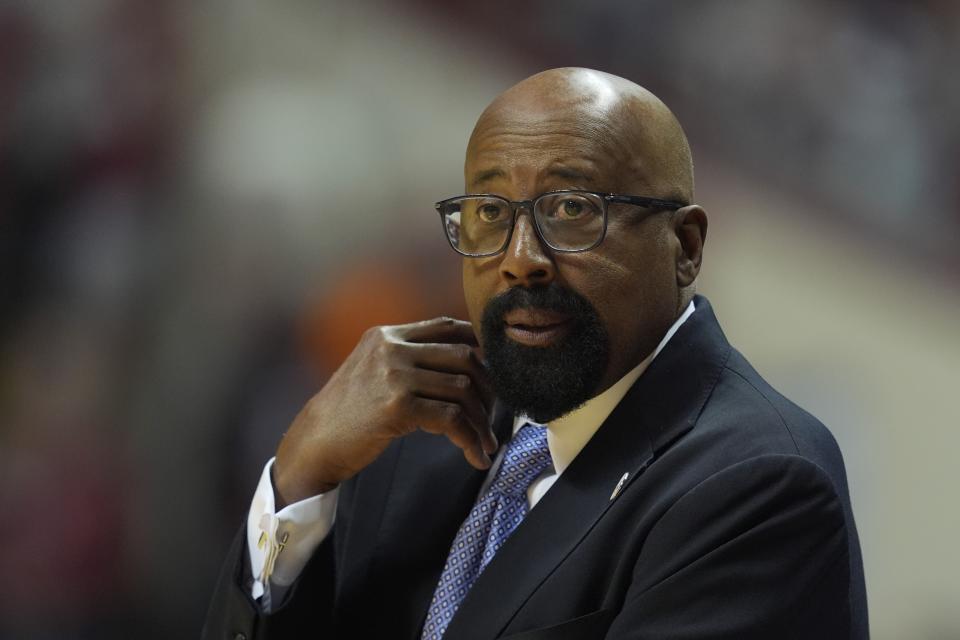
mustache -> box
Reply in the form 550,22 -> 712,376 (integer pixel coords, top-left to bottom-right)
481,283 -> 596,325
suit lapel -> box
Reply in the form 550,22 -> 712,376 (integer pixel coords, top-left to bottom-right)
359,402 -> 515,638
443,295 -> 731,639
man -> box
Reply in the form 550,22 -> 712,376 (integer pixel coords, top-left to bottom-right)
204,68 -> 868,639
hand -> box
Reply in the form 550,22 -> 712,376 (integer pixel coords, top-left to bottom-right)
273,317 -> 498,507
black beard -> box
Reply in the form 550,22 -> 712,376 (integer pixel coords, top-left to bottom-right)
480,283 -> 610,423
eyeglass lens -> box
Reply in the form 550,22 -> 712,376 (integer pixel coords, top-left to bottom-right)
440,192 -> 604,255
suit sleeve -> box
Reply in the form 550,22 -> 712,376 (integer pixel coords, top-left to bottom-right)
202,522 -> 338,640
605,454 -> 852,639
246,459 -> 339,603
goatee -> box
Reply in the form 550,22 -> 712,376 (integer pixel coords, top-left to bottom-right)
481,283 -> 610,423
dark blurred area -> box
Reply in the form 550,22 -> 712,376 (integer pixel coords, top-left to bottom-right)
1,1 -> 957,638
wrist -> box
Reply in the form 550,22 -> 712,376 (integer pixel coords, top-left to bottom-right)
271,459 -> 340,509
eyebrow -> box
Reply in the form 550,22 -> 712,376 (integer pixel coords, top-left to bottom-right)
469,168 -> 506,189
545,165 -> 594,183
468,165 -> 595,190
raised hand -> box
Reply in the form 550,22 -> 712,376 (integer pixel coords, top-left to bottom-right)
273,317 -> 498,507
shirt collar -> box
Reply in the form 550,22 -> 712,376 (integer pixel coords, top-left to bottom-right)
513,299 -> 697,475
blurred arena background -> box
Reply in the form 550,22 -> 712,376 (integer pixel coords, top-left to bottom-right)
1,1 -> 957,637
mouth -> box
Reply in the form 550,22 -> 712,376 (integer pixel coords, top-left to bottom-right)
502,308 -> 573,347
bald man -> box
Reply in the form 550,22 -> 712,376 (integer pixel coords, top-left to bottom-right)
204,69 -> 868,639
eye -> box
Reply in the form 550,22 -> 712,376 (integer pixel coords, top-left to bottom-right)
477,201 -> 507,223
559,198 -> 585,219
541,193 -> 599,221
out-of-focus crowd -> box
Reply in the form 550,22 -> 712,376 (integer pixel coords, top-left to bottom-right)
423,0 -> 960,269
1,1 -> 956,638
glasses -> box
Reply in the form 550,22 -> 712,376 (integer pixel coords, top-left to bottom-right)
436,190 -> 686,257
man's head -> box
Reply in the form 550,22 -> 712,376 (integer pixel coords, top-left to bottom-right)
458,67 -> 707,422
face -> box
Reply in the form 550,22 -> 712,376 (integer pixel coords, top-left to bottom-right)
463,102 -> 688,421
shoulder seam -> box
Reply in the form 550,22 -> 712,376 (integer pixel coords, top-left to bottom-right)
721,363 -> 801,455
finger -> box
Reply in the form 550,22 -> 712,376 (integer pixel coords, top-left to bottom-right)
411,397 -> 492,470
397,317 -> 479,346
406,368 -> 497,455
402,342 -> 495,414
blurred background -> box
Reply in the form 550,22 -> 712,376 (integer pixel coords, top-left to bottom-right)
1,0 -> 957,637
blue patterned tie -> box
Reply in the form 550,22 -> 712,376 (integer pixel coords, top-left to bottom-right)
420,422 -> 552,640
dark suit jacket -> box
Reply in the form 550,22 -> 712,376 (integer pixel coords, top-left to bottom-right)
203,296 -> 868,639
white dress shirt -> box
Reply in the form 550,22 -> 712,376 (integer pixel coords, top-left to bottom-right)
247,300 -> 696,604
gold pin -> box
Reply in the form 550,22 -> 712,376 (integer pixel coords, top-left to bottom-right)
257,531 -> 268,550
278,531 -> 290,554
609,472 -> 630,501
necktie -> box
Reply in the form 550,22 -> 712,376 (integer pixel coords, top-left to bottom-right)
420,422 -> 552,640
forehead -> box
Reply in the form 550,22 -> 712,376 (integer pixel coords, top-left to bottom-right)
464,106 -> 654,193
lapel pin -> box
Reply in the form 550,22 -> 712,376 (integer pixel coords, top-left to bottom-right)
609,472 -> 630,501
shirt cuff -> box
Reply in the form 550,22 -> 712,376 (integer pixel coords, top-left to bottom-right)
246,457 -> 339,601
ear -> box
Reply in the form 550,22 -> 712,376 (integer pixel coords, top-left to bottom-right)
672,205 -> 707,288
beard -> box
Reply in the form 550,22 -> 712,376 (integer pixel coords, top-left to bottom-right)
480,283 -> 610,423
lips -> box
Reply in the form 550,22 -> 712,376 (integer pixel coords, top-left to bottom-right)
503,308 -> 573,347
503,308 -> 571,327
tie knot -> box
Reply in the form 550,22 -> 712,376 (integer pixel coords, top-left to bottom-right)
489,422 -> 551,497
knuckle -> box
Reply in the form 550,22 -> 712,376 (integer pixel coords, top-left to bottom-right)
453,374 -> 471,390
363,325 -> 392,349
384,388 -> 408,412
444,403 -> 464,422
383,366 -> 403,385
376,336 -> 401,359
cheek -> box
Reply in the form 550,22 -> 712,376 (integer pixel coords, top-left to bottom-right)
462,259 -> 493,338
565,236 -> 675,347
556,257 -> 630,343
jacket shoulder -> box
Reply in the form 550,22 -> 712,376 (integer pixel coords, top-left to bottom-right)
697,347 -> 849,479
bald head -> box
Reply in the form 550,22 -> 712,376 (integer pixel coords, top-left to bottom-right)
467,68 -> 694,203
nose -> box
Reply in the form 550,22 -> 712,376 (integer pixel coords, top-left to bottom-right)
498,210 -> 556,287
